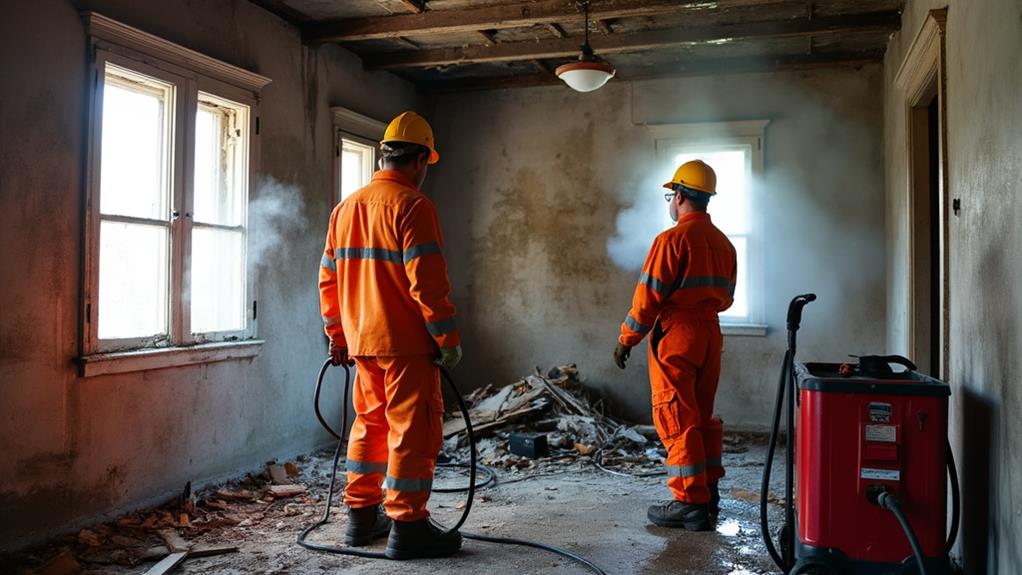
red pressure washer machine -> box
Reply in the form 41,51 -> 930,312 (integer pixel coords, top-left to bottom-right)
760,295 -> 960,575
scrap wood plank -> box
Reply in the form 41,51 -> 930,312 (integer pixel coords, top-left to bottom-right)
142,552 -> 188,575
443,405 -> 547,439
268,484 -> 307,498
141,545 -> 236,575
188,545 -> 239,558
157,529 -> 190,553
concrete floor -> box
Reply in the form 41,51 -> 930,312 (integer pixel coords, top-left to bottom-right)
153,444 -> 784,575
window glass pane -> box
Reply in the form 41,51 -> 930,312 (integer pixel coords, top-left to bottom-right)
191,227 -> 245,333
100,71 -> 170,220
672,147 -> 748,236
98,221 -> 168,339
341,139 -> 374,200
720,236 -> 748,320
193,96 -> 247,226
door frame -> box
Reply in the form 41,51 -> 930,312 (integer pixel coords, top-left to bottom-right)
895,9 -> 949,378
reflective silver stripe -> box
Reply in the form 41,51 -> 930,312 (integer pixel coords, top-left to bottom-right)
666,463 -> 706,477
347,460 -> 387,475
624,314 -> 652,335
335,247 -> 403,264
638,272 -> 670,296
321,254 -> 336,271
426,317 -> 457,337
677,276 -> 733,290
322,315 -> 341,327
706,456 -> 723,469
403,242 -> 442,263
384,476 -> 433,492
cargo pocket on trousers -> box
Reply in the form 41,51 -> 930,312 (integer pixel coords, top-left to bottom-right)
425,386 -> 445,450
652,389 -> 683,440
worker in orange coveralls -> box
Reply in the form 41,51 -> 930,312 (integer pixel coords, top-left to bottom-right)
319,111 -> 463,559
613,159 -> 737,532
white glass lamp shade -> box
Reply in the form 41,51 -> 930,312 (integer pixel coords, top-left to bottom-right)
555,61 -> 616,93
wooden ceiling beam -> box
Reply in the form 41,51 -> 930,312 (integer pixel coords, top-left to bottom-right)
423,50 -> 884,93
545,23 -> 567,39
367,10 -> 900,70
305,0 -> 797,43
396,0 -> 427,14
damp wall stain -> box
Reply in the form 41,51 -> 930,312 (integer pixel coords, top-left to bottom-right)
432,68 -> 888,424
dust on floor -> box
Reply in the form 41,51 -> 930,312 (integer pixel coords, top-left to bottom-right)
4,439 -> 787,575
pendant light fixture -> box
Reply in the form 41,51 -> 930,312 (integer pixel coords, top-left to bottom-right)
555,0 -> 616,92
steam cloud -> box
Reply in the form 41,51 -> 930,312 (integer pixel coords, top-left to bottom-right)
249,176 -> 308,269
605,173 -> 672,272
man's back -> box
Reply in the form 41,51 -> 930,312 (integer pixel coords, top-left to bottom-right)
320,170 -> 458,356
659,212 -> 736,316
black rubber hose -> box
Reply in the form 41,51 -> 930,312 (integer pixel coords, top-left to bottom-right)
761,349 -> 792,571
298,359 -> 608,574
877,492 -> 929,575
946,440 -> 960,553
312,359 -> 497,491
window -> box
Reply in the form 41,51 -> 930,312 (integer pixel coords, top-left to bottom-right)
649,121 -> 768,333
331,107 -> 387,205
81,13 -> 270,370
340,139 -> 375,200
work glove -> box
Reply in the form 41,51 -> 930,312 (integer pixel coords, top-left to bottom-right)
613,342 -> 632,370
435,345 -> 463,370
329,341 -> 353,367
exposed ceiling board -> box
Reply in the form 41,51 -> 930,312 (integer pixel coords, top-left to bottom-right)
401,31 -> 491,48
281,0 -> 390,20
363,11 -> 900,70
251,0 -> 903,90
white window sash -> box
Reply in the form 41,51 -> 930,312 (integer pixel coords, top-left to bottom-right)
331,107 -> 386,206
82,14 -> 269,358
648,120 -> 768,329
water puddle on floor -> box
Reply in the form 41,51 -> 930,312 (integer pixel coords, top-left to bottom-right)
723,564 -> 760,575
716,517 -> 742,536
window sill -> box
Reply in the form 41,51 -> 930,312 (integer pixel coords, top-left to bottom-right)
77,340 -> 264,378
722,323 -> 768,337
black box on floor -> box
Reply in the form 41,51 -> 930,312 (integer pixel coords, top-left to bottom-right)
509,433 -> 549,459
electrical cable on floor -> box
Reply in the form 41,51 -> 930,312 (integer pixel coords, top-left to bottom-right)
593,449 -> 665,478
298,359 -> 608,575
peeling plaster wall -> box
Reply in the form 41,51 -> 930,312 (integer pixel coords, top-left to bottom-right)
431,67 -> 886,427
0,0 -> 425,549
883,1 -> 1022,572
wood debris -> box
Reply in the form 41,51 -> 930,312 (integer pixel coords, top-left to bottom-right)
267,484 -> 307,498
441,364 -> 667,476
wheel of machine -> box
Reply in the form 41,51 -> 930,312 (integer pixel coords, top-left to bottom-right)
790,559 -> 841,575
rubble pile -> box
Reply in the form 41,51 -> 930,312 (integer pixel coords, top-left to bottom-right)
441,364 -> 667,477
5,459 -> 331,575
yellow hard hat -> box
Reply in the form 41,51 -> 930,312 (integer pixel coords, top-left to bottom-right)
381,111 -> 439,164
663,159 -> 717,195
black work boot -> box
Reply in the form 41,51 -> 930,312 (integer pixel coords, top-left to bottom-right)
709,483 -> 721,517
385,518 -> 463,560
345,505 -> 392,547
647,501 -> 712,531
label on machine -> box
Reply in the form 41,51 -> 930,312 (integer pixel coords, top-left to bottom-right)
864,424 -> 898,443
861,467 -> 901,481
869,402 -> 892,423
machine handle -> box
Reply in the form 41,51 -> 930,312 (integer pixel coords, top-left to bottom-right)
786,293 -> 817,331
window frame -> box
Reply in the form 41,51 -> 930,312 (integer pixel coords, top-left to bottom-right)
339,136 -> 377,201
79,12 -> 270,373
330,107 -> 387,206
647,120 -> 769,336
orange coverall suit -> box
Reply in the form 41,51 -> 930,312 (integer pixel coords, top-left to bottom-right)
319,170 -> 460,522
620,212 -> 737,504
